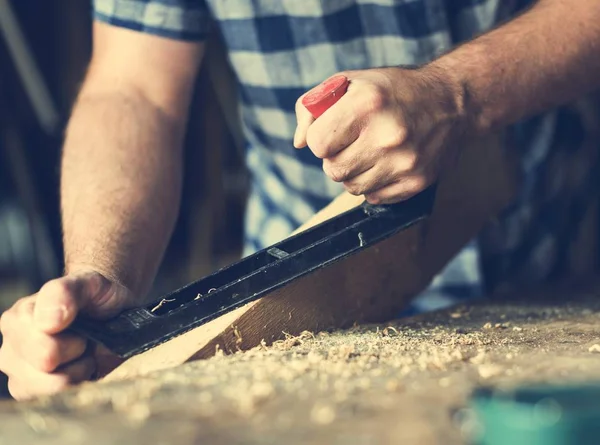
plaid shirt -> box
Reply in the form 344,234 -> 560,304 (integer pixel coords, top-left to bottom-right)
93,0 -> 598,313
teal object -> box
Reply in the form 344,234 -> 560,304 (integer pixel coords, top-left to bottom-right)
466,382 -> 600,445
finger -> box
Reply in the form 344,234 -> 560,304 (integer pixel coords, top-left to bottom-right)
305,72 -> 395,160
93,344 -> 125,379
342,165 -> 395,196
22,332 -> 88,373
55,354 -> 97,383
1,305 -> 87,373
1,344 -> 68,400
0,295 -> 35,341
0,295 -> 35,331
7,378 -> 31,401
323,134 -> 417,189
33,278 -> 80,333
293,93 -> 316,148
33,272 -> 113,333
0,340 -> 14,376
365,176 -> 429,205
321,136 -> 379,184
339,143 -> 422,197
305,92 -> 360,159
295,73 -> 350,148
7,355 -> 96,401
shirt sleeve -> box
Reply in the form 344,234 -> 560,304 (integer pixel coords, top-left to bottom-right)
92,0 -> 213,41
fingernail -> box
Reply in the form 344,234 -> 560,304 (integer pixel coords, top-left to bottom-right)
35,306 -> 67,328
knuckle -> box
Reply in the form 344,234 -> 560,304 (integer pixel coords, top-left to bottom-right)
306,132 -> 329,159
325,164 -> 349,183
0,310 -> 13,334
407,175 -> 428,193
400,151 -> 419,171
344,179 -> 366,196
361,84 -> 386,113
0,347 -> 10,373
365,193 -> 381,205
386,127 -> 409,148
33,342 -> 61,373
7,380 -> 25,400
343,180 -> 363,196
329,168 -> 343,182
295,94 -> 308,114
0,299 -> 30,334
397,176 -> 428,199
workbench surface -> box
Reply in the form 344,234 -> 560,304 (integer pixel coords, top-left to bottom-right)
1,281 -> 599,445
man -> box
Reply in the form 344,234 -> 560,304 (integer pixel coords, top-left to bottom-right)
1,0 -> 599,400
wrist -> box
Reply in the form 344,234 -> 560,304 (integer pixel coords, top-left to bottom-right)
424,55 -> 487,136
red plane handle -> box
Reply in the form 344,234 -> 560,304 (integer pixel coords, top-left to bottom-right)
302,74 -> 349,119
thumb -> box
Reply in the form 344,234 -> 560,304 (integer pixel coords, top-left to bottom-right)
293,92 -> 315,148
33,271 -> 127,334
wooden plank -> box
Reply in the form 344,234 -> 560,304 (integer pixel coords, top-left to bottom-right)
103,132 -> 518,381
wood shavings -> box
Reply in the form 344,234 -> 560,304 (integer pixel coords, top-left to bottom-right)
273,331 -> 315,350
385,379 -> 403,392
125,402 -> 151,426
310,402 -> 336,425
438,377 -> 451,388
7,285 -> 600,445
233,326 -> 243,347
249,381 -> 274,400
470,350 -> 487,365
382,326 -> 399,336
150,298 -> 175,313
198,391 -> 213,404
22,411 -> 60,434
358,232 -> 366,247
306,350 -> 323,364
329,344 -> 355,361
477,364 -> 503,379
194,288 -> 217,301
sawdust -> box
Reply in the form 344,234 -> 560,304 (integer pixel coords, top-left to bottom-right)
477,364 -> 504,379
232,326 -> 243,348
310,402 -> 336,425
588,344 -> 600,352
1,286 -> 600,445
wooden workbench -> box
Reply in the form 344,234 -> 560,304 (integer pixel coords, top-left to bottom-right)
1,279 -> 600,445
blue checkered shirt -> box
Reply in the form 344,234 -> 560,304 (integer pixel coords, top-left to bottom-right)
93,0 -> 598,314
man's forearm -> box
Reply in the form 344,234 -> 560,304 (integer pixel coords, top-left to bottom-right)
61,90 -> 185,298
431,0 -> 600,133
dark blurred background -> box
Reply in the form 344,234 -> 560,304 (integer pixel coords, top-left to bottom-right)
0,1 -> 248,396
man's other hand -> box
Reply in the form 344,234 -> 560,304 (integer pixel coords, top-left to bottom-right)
0,270 -> 135,400
294,66 -> 468,204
